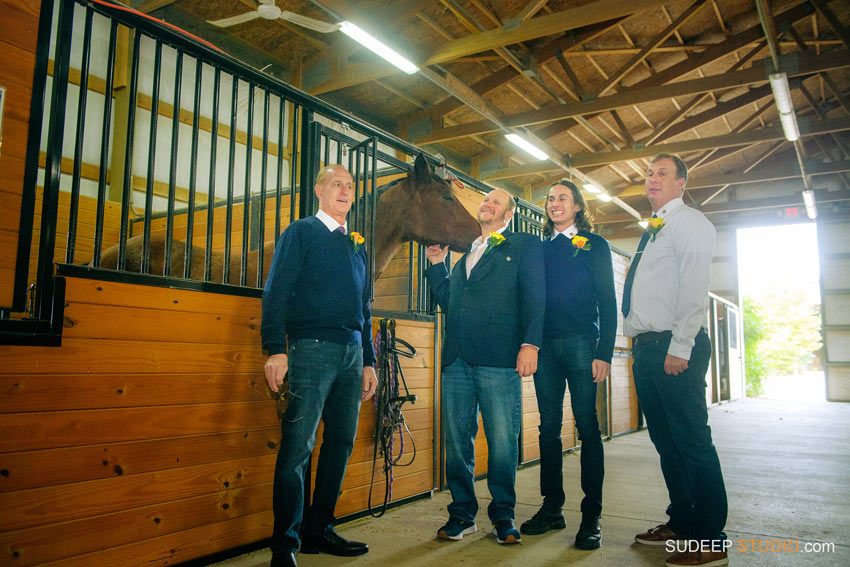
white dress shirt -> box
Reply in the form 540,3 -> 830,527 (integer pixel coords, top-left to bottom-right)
623,198 -> 715,360
316,209 -> 348,234
550,224 -> 578,241
466,225 -> 507,278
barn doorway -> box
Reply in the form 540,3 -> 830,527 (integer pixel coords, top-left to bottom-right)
737,223 -> 824,401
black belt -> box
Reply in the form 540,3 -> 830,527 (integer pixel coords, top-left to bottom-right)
633,328 -> 706,346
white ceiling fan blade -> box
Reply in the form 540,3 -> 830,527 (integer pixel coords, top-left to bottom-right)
279,11 -> 340,33
208,11 -> 262,28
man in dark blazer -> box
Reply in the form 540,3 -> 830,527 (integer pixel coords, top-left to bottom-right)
262,164 -> 378,567
425,188 -> 545,545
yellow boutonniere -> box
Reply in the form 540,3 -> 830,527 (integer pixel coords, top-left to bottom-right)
570,235 -> 592,257
486,232 -> 505,247
350,231 -> 365,252
646,217 -> 664,241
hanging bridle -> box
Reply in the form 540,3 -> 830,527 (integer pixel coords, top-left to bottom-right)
368,318 -> 417,517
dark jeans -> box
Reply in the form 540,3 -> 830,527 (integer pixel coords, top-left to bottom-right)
632,329 -> 727,541
442,358 -> 522,524
270,340 -> 363,553
534,335 -> 604,518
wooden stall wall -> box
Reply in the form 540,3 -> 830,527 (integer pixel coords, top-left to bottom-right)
520,248 -> 638,465
0,276 -> 435,566
0,0 -> 41,306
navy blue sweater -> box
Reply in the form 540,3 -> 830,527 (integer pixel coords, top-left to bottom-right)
543,231 -> 617,363
261,215 -> 375,366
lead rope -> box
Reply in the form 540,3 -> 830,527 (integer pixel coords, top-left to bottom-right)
368,318 -> 417,517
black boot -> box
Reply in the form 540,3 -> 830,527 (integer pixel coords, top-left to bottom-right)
575,515 -> 602,550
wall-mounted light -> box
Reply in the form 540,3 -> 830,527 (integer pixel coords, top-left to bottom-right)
582,183 -> 602,194
339,21 -> 419,74
596,192 -> 612,202
802,189 -> 817,219
768,72 -> 800,142
505,133 -> 549,161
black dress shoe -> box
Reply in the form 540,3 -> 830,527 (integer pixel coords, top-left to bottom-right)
520,506 -> 566,535
300,528 -> 369,556
575,517 -> 602,550
270,551 -> 297,567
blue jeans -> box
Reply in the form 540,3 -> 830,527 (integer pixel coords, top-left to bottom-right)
534,335 -> 604,518
632,329 -> 727,541
271,340 -> 363,553
442,358 -> 522,524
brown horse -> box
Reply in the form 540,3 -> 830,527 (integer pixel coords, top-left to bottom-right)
100,154 -> 479,285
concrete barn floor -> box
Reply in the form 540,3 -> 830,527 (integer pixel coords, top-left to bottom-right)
210,398 -> 850,567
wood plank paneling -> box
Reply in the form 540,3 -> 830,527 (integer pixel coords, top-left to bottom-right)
0,454 -> 276,532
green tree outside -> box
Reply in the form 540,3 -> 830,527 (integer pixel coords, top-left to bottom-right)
742,288 -> 822,397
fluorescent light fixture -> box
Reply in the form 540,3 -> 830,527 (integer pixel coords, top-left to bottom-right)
505,133 -> 549,161
339,21 -> 419,74
778,111 -> 800,142
582,183 -> 602,194
638,220 -> 649,229
596,192 -> 612,202
802,189 -> 817,219
768,72 -> 800,142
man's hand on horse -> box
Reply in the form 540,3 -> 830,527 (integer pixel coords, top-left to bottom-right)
362,366 -> 378,401
264,353 -> 288,392
425,244 -> 449,265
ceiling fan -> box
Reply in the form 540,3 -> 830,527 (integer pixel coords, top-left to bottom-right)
207,0 -> 340,33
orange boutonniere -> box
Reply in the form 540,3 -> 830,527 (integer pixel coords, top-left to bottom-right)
570,235 -> 592,257
646,217 -> 664,242
350,231 -> 365,252
486,232 -> 505,247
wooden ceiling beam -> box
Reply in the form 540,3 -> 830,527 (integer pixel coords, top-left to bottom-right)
595,0 -> 710,97
481,116 -> 850,181
811,0 -> 850,51
424,0 -> 671,66
415,48 -> 850,144
136,0 -> 175,13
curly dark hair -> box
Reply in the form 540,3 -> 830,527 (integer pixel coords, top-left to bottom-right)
543,179 -> 594,237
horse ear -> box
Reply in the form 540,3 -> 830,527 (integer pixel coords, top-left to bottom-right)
413,153 -> 431,183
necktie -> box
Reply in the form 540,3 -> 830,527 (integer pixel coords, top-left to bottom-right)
621,215 -> 655,317
335,226 -> 346,235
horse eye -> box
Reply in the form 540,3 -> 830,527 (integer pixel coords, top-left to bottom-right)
442,193 -> 453,200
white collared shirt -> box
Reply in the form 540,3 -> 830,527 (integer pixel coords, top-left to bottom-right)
316,209 -> 348,234
623,197 -> 716,360
550,224 -> 578,240
466,224 -> 507,278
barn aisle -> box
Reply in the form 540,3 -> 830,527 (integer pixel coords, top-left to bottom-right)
210,398 -> 850,567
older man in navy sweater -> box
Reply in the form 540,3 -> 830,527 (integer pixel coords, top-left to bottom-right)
425,188 -> 545,546
262,164 -> 378,567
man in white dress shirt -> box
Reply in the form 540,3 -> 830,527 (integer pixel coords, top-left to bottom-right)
623,154 -> 728,567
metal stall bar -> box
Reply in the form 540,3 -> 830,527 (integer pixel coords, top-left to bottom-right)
92,19 -> 118,269
223,74 -> 238,285
34,0 -> 75,318
116,30 -> 142,272
66,5 -> 93,265
142,39 -> 163,275
204,67 -> 221,282
288,103 -> 299,228
241,83 -> 255,287
164,50 -> 183,277
256,90 -> 270,288
184,58 -> 202,279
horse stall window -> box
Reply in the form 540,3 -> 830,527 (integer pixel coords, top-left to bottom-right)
7,0 -> 527,339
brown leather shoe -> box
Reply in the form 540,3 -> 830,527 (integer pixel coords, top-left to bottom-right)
665,550 -> 728,566
634,523 -> 680,546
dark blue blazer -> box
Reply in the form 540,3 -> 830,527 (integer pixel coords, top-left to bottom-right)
425,230 -> 545,369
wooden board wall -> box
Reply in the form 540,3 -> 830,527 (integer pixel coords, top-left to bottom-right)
0,0 -> 41,306
0,277 -> 435,566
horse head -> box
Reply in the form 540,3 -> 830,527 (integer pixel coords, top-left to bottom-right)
373,153 -> 479,277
